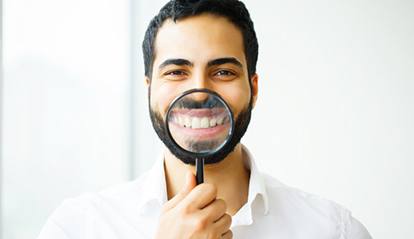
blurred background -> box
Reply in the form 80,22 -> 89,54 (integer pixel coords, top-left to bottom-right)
1,0 -> 414,238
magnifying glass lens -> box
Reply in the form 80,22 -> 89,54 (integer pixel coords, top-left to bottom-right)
167,91 -> 232,154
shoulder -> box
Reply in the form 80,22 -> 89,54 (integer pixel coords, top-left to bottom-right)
261,173 -> 372,239
62,170 -> 152,210
262,173 -> 347,216
37,192 -> 97,239
38,172 -> 152,239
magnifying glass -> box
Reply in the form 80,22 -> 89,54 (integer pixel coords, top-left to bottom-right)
165,88 -> 235,185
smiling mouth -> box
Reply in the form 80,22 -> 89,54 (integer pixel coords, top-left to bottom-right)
169,108 -> 230,129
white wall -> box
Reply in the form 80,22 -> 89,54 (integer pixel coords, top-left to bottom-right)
0,0 -> 3,234
2,0 -> 413,238
2,0 -> 131,238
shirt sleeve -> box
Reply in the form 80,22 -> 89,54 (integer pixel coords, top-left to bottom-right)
346,216 -> 372,239
37,218 -> 73,239
36,195 -> 90,239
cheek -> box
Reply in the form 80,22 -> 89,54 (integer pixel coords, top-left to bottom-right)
150,84 -> 176,115
150,81 -> 189,115
217,82 -> 251,118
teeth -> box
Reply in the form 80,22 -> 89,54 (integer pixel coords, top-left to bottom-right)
178,116 -> 184,126
175,115 -> 226,128
184,116 -> 191,128
217,116 -> 224,125
209,118 -> 217,127
192,117 -> 201,129
200,117 -> 209,128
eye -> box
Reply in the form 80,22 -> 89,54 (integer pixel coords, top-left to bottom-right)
213,69 -> 237,81
163,70 -> 188,81
165,70 -> 187,76
215,70 -> 235,76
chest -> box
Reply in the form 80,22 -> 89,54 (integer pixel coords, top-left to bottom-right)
82,210 -> 341,239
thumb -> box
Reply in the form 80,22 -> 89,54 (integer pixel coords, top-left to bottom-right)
162,171 -> 196,211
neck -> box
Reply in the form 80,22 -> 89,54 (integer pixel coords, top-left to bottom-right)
164,144 -> 250,216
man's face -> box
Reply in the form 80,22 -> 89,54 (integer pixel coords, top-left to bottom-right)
147,14 -> 258,164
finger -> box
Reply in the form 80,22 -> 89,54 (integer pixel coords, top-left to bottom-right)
163,171 -> 196,211
200,198 -> 227,222
213,214 -> 232,235
221,230 -> 233,239
180,183 -> 217,210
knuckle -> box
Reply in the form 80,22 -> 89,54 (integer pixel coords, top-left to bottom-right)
226,230 -> 233,238
221,230 -> 233,239
180,203 -> 192,215
193,216 -> 209,232
201,183 -> 217,197
208,231 -> 219,239
216,199 -> 227,211
224,214 -> 232,226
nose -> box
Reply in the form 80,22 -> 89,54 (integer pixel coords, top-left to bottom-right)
192,70 -> 211,90
188,71 -> 211,102
191,92 -> 209,102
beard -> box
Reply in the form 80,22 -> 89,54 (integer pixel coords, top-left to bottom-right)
148,90 -> 253,165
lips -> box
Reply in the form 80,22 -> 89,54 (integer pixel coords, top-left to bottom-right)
168,108 -> 230,141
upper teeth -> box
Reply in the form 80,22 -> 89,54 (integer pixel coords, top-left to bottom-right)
173,115 -> 226,129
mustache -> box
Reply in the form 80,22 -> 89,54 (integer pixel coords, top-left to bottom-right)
175,95 -> 219,109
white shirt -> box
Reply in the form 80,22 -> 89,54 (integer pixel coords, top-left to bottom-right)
38,145 -> 372,239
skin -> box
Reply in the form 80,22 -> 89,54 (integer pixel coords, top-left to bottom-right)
147,14 -> 259,239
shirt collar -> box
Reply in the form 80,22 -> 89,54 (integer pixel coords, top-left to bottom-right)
231,145 -> 269,226
136,155 -> 168,215
137,144 -> 269,221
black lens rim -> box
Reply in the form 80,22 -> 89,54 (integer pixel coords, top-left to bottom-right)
165,88 -> 235,159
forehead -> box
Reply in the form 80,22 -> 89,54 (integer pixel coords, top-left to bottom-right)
153,14 -> 246,67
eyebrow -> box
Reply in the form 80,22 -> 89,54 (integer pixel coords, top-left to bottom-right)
158,57 -> 243,70
207,57 -> 243,68
159,58 -> 193,70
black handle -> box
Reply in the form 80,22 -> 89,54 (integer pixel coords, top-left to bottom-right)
196,158 -> 204,185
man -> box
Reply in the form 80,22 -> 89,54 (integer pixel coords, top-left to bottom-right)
38,0 -> 372,238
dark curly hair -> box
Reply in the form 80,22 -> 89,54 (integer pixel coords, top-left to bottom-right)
142,0 -> 258,80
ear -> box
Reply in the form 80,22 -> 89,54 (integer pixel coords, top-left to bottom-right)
250,74 -> 259,109
144,76 -> 150,88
